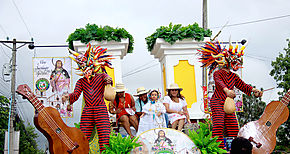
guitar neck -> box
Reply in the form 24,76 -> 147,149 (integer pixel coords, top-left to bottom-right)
27,94 -> 45,111
281,91 -> 290,106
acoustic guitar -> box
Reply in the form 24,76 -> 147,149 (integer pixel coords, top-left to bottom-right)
16,84 -> 89,154
238,90 -> 290,154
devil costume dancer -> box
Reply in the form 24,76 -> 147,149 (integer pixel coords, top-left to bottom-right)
65,44 -> 113,152
199,41 -> 262,148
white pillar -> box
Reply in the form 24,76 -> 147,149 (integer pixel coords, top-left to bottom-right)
151,38 -> 210,119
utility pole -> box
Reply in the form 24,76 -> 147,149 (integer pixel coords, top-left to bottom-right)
202,0 -> 209,112
1,39 -> 33,154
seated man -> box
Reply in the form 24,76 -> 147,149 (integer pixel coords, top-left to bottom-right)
134,87 -> 150,119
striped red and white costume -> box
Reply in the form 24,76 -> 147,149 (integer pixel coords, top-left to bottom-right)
211,69 -> 253,148
69,73 -> 110,152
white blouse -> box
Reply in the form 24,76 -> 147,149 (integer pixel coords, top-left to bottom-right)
163,96 -> 187,111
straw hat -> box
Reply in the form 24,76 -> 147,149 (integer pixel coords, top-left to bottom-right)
133,87 -> 150,96
114,83 -> 128,92
166,83 -> 183,91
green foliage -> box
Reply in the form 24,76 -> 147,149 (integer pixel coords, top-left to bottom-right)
0,95 -> 44,154
269,39 -> 290,153
0,95 -> 10,153
236,90 -> 266,127
16,121 -> 45,154
74,122 -> 80,129
103,132 -> 141,154
145,22 -> 212,51
67,23 -> 134,53
187,120 -> 227,154
270,39 -> 290,97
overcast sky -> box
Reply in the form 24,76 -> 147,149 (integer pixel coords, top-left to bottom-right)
1,0 -> 290,150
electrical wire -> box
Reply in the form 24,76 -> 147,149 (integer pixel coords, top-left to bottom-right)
210,14 -> 290,29
0,90 -> 9,97
122,63 -> 159,78
0,44 -> 11,59
245,54 -> 275,62
0,78 -> 10,90
0,24 -> 8,37
123,60 -> 155,76
11,0 -> 33,38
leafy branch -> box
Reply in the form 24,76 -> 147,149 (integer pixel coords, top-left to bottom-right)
145,22 -> 212,51
67,23 -> 134,53
103,132 -> 141,154
187,120 -> 227,154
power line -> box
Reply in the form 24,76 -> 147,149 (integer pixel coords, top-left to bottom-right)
0,90 -> 9,97
123,63 -> 159,78
123,60 -> 155,76
11,0 -> 33,38
245,54 -> 275,62
210,14 -> 290,29
0,86 -> 10,96
0,24 -> 8,37
0,44 -> 11,59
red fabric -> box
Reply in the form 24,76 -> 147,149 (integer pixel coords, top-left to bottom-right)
69,73 -> 110,152
113,93 -> 134,120
69,73 -> 108,106
212,69 -> 253,101
210,69 -> 253,148
80,105 -> 110,152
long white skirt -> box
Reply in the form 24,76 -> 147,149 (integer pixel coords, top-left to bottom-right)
137,113 -> 167,136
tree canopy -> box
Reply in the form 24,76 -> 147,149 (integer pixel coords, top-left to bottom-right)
269,39 -> 290,152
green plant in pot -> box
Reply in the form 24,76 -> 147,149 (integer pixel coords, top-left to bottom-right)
67,23 -> 134,53
103,132 -> 141,154
145,22 -> 212,51
188,120 -> 227,154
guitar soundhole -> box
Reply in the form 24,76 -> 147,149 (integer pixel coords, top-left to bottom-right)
56,128 -> 61,134
266,121 -> 272,126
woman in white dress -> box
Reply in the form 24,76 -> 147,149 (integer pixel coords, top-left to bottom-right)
137,90 -> 167,136
163,83 -> 190,131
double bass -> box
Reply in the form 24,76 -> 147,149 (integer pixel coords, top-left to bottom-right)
16,84 -> 89,154
238,90 -> 289,154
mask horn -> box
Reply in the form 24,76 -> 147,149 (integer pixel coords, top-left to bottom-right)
68,48 -> 80,57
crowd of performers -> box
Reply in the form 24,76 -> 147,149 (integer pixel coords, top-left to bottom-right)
62,40 -> 263,153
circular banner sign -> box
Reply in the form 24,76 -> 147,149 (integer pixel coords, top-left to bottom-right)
132,128 -> 200,154
35,78 -> 50,92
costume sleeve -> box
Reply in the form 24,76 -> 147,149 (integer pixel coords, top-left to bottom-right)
234,74 -> 253,96
69,79 -> 83,104
213,70 -> 227,89
162,96 -> 171,104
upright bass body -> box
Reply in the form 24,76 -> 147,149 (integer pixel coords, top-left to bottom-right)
238,101 -> 289,154
34,107 -> 89,154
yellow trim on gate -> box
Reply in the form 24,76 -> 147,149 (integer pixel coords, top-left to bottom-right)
162,64 -> 167,96
104,67 -> 115,109
174,60 -> 197,108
